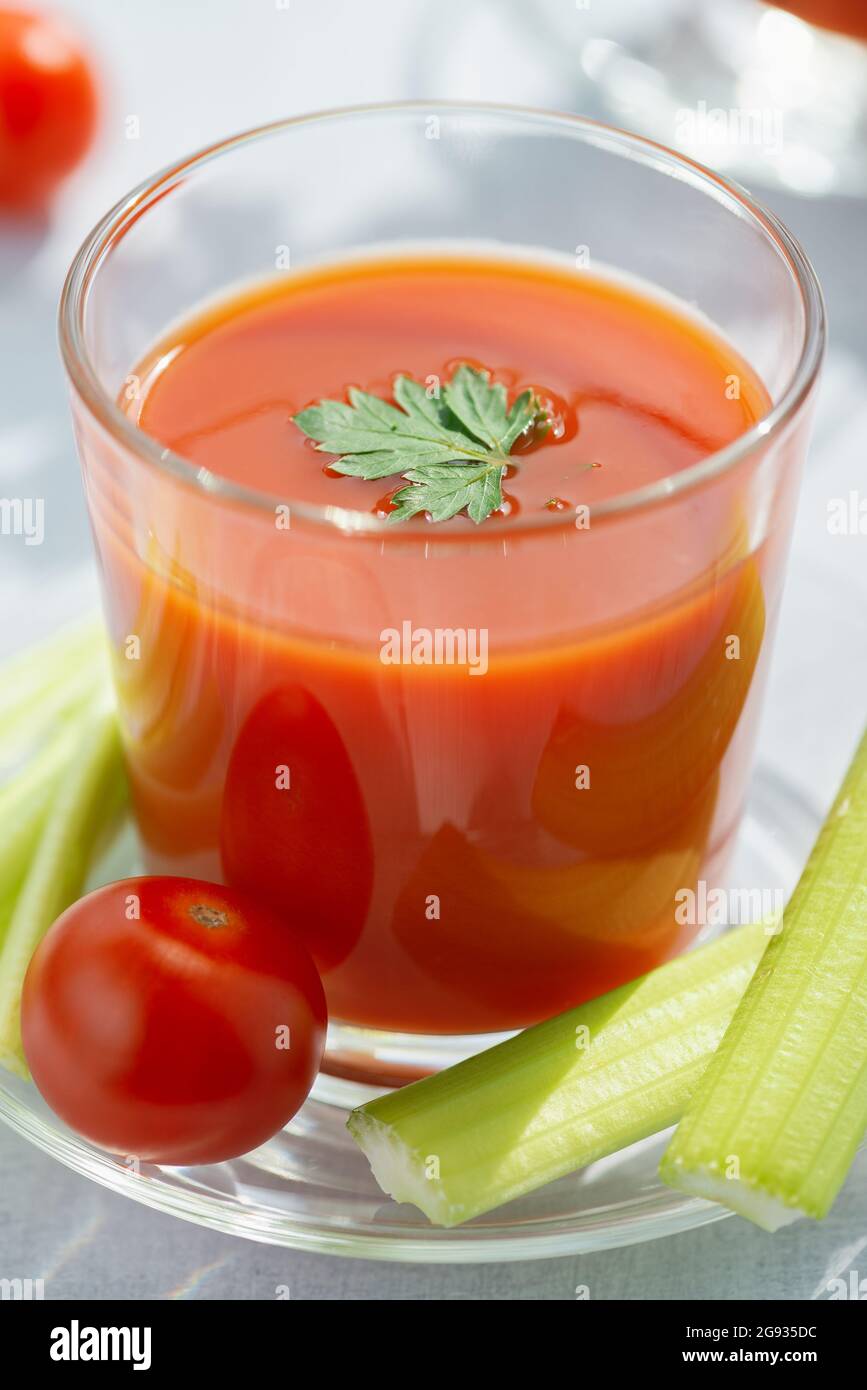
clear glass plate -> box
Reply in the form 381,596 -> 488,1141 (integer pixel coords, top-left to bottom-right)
0,765 -> 820,1262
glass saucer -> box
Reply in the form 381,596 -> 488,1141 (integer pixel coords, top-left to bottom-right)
0,764 -> 821,1262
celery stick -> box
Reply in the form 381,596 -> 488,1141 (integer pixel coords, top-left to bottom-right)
0,722 -> 86,945
0,619 -> 103,727
660,730 -> 867,1230
348,922 -> 769,1227
0,665 -> 106,772
0,621 -> 108,771
0,707 -> 127,1076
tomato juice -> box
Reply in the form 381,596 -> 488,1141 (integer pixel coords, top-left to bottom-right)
83,251 -> 794,1049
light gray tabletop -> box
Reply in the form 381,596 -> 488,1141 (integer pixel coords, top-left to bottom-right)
1,0 -> 865,1300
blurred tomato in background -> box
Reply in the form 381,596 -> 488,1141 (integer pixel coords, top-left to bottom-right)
0,6 -> 97,207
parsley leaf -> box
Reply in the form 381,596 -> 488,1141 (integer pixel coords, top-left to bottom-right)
442,365 -> 537,455
389,462 -> 506,525
292,365 -> 541,524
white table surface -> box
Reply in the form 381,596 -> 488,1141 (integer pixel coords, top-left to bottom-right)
1,0 -> 865,1300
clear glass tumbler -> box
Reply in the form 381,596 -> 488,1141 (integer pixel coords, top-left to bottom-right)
61,103 -> 824,1085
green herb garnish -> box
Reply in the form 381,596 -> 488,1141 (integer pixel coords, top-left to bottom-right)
292,365 -> 543,524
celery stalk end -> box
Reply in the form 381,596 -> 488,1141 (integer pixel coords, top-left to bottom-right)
347,1111 -> 459,1227
659,1157 -> 807,1232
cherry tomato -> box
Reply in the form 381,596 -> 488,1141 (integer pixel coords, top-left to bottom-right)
21,876 -> 327,1165
0,8 -> 98,207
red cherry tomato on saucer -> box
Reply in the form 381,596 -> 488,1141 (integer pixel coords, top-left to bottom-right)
21,876 -> 327,1165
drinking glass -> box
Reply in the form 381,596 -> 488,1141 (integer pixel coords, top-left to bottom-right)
60,103 -> 825,1084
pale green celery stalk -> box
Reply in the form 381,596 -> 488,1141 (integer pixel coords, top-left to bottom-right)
0,619 -> 107,769
660,729 -> 867,1231
0,706 -> 127,1076
348,922 -> 770,1227
0,722 -> 88,944
0,616 -> 102,723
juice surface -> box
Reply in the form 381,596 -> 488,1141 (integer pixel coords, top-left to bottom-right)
133,254 -> 763,520
105,253 -> 778,1046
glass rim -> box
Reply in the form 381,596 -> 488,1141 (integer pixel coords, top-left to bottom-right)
59,99 -> 826,538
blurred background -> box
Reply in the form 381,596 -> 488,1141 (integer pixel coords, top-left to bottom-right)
1,0 -> 865,1299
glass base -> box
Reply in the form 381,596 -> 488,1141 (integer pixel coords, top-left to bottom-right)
321,1021 -> 514,1096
